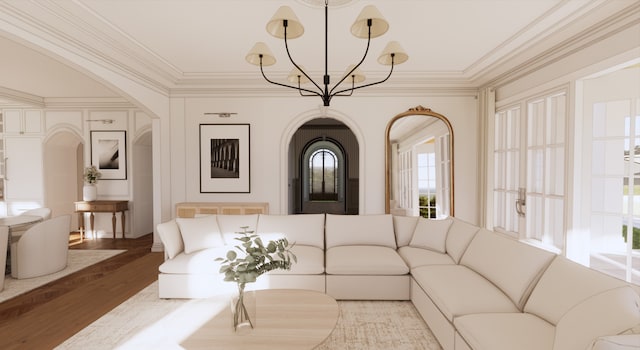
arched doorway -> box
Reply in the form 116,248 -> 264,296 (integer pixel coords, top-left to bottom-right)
288,118 -> 359,214
43,130 -> 83,229
132,130 -> 154,237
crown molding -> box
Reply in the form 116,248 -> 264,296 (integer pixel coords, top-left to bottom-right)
0,87 -> 45,108
0,1 -> 174,95
478,1 -> 640,89
43,97 -> 136,109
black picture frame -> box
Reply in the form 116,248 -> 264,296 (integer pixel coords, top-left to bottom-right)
199,124 -> 250,193
90,130 -> 127,180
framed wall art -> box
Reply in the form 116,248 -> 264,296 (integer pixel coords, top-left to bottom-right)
200,124 -> 250,193
91,130 -> 127,180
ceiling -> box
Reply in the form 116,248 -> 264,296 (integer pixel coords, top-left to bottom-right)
0,0 -> 636,104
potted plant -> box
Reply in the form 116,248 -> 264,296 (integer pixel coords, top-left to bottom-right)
82,165 -> 101,201
216,227 -> 296,332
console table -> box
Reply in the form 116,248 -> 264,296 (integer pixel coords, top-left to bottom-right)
74,200 -> 128,240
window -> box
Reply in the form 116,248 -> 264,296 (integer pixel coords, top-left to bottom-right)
309,148 -> 338,201
492,91 -> 566,251
493,106 -> 521,234
417,144 -> 436,218
587,99 -> 640,284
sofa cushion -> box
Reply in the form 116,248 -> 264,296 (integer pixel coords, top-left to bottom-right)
176,215 -> 224,254
159,246 -> 229,274
454,313 -> 555,350
266,245 -> 324,275
590,335 -> 640,350
325,214 -> 396,249
553,286 -> 640,350
216,214 -> 260,244
445,217 -> 480,263
412,265 -> 519,322
326,246 -> 409,275
397,246 -> 454,269
257,214 -> 324,248
157,220 -> 184,259
524,256 -> 627,325
393,215 -> 419,247
409,217 -> 453,253
460,229 -> 556,309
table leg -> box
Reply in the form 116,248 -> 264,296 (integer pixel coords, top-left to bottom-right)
90,212 -> 95,239
78,212 -> 85,242
121,211 -> 126,239
112,212 -> 116,239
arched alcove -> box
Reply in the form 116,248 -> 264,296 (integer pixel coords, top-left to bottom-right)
131,130 -> 154,237
43,129 -> 84,229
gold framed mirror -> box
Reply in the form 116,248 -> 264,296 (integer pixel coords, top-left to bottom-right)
385,105 -> 454,217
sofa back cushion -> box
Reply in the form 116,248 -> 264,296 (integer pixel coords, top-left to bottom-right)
460,229 -> 556,309
216,214 -> 260,245
175,215 -> 224,254
325,214 -> 396,249
157,220 -> 183,259
553,286 -> 640,350
409,217 -> 453,253
445,218 -> 480,263
524,256 -> 627,325
257,214 -> 325,248
393,215 -> 419,247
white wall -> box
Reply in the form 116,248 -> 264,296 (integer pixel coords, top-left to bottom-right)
164,93 -> 480,224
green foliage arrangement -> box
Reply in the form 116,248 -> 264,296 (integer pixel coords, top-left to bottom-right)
216,227 -> 297,285
215,226 -> 296,331
83,165 -> 102,184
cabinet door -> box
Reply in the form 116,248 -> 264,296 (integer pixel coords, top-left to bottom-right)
24,110 -> 42,134
5,137 -> 43,202
4,110 -> 21,134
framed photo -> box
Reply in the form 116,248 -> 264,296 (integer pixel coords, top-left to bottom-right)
200,124 -> 250,193
91,130 -> 127,180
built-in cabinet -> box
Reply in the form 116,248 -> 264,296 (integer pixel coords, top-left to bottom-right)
4,109 -> 42,135
0,109 -> 44,216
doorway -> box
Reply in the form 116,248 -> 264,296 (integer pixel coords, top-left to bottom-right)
43,130 -> 83,229
288,118 -> 359,214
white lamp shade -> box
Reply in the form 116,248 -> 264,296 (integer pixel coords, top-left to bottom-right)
377,41 -> 409,65
287,66 -> 311,84
342,64 -> 366,83
266,6 -> 304,39
351,5 -> 389,39
245,42 -> 277,66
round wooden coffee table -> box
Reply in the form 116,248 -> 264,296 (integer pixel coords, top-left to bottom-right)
181,289 -> 339,349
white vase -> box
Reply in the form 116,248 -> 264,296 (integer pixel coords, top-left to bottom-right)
83,184 -> 97,201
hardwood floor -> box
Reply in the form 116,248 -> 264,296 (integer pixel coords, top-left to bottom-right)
0,232 -> 163,350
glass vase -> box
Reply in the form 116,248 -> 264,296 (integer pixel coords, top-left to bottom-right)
231,283 -> 255,334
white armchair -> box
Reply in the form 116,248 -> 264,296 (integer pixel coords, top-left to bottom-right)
11,215 -> 71,279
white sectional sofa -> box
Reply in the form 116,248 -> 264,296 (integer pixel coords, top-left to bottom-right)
157,213 -> 640,350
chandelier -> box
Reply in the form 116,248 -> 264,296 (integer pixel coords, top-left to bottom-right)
245,1 -> 408,106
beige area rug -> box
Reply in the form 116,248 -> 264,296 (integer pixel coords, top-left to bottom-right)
58,281 -> 442,350
0,249 -> 125,303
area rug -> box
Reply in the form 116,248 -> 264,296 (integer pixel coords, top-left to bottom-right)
58,281 -> 442,350
0,249 -> 125,303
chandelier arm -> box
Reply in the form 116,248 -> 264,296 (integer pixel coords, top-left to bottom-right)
259,57 -> 321,97
330,55 -> 395,97
332,78 -> 356,97
328,20 -> 372,96
282,22 -> 324,95
296,78 -> 319,97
